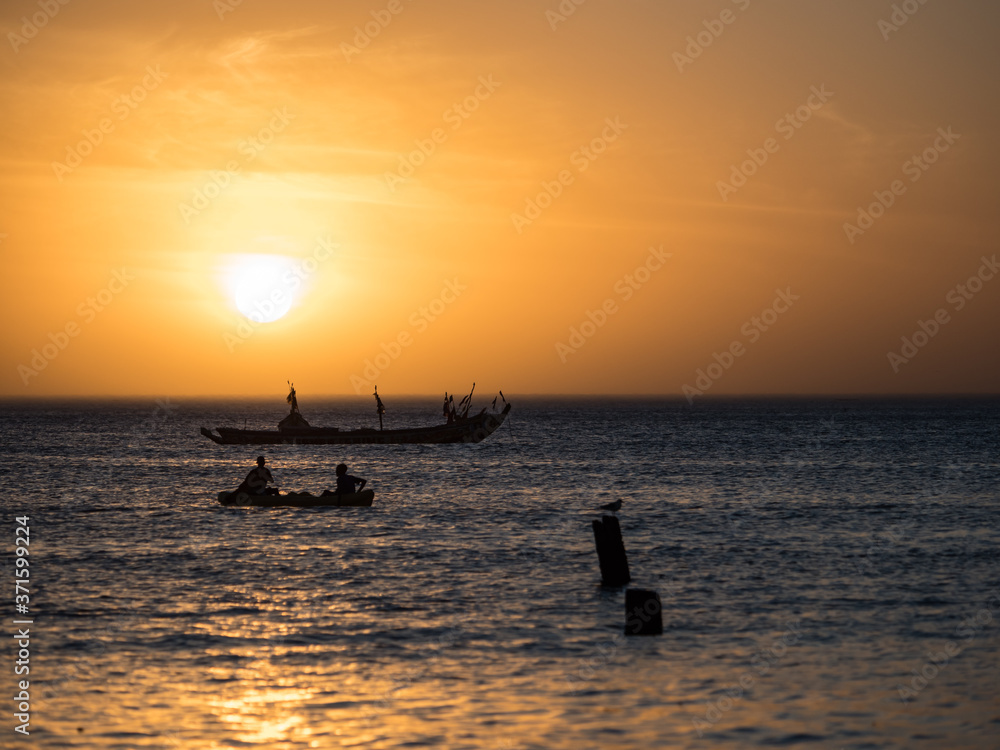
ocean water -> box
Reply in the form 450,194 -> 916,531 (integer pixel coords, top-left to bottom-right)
1,396 -> 998,749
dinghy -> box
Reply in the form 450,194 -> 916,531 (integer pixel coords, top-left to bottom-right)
217,489 -> 375,507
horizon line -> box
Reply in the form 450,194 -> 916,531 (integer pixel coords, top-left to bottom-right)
2,392 -> 999,401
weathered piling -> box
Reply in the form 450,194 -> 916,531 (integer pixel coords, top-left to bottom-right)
592,515 -> 631,586
624,588 -> 662,636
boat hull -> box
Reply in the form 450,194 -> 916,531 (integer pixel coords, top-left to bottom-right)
202,403 -> 511,445
218,489 -> 375,507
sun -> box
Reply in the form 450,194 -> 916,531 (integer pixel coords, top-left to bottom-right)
224,254 -> 300,323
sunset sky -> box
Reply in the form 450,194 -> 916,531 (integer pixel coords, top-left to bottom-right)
1,0 -> 998,397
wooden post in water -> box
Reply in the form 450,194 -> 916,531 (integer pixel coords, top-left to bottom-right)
592,515 -> 631,586
624,588 -> 662,636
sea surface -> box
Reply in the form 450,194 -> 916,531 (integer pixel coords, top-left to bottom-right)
1,396 -> 998,749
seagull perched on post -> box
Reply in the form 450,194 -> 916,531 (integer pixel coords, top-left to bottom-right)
599,498 -> 623,514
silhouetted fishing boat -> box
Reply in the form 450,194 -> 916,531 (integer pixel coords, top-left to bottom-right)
217,489 -> 375,507
200,384 -> 511,445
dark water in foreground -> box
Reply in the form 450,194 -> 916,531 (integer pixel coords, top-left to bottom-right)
1,396 -> 998,749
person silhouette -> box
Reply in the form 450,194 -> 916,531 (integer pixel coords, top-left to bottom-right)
334,463 -> 366,495
237,455 -> 276,496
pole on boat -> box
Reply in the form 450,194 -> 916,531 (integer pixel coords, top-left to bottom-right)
373,386 -> 385,431
465,382 -> 475,417
456,383 -> 475,418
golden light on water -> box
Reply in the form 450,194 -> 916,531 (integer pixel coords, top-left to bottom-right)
212,687 -> 311,746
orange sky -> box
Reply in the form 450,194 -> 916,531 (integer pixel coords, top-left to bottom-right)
1,0 -> 998,397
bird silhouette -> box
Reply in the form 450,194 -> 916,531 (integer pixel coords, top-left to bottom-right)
599,498 -> 622,514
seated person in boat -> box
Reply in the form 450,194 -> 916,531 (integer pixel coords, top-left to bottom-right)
326,463 -> 366,496
235,455 -> 278,497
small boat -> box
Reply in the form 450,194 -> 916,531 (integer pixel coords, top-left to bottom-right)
200,384 -> 512,446
217,489 -> 375,507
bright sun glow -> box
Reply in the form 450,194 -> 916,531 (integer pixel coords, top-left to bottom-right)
224,254 -> 300,323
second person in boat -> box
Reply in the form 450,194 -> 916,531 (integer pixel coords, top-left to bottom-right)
328,463 -> 366,496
